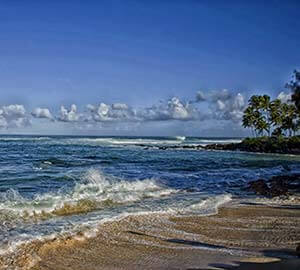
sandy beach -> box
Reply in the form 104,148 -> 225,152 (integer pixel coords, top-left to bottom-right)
1,201 -> 299,270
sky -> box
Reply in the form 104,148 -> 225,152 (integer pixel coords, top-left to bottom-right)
0,0 -> 299,136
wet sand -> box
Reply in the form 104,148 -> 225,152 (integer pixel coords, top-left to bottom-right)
1,202 -> 300,270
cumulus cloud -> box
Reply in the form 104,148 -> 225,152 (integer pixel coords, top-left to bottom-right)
0,90 -> 249,131
277,92 -> 292,104
32,107 -> 53,120
111,103 -> 129,110
210,91 -> 246,123
2,104 -> 26,117
210,89 -> 232,102
85,97 -> 203,123
87,102 -> 136,122
138,97 -> 200,121
58,104 -> 81,122
0,104 -> 30,129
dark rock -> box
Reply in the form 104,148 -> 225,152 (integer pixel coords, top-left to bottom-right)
247,179 -> 270,196
246,174 -> 300,198
296,243 -> 300,257
270,174 -> 300,192
269,182 -> 288,197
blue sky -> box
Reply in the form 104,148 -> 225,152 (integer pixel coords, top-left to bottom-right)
0,0 -> 299,136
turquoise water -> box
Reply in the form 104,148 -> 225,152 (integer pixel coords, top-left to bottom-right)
0,135 -> 299,253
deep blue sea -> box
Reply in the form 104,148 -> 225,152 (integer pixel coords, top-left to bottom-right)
0,135 -> 300,254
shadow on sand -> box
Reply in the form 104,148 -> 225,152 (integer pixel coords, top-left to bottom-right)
210,249 -> 300,270
127,231 -> 300,270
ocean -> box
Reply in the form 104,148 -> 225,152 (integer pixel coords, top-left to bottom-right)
0,135 -> 299,255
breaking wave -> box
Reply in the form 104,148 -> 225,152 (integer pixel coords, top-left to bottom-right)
0,136 -> 51,141
183,194 -> 232,215
0,168 -> 233,257
197,139 -> 242,145
174,136 -> 186,141
64,137 -> 184,146
0,136 -> 243,148
0,169 -> 175,219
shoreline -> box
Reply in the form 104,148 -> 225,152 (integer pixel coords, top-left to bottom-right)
139,143 -> 300,155
1,200 -> 299,270
141,144 -> 300,156
137,136 -> 300,155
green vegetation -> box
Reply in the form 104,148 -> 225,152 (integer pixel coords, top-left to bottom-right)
239,136 -> 300,154
204,136 -> 300,154
242,70 -> 300,137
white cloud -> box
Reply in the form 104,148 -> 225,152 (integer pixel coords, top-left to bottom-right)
210,91 -> 246,123
210,89 -> 232,102
138,97 -> 200,121
87,102 -> 136,122
58,104 -> 81,122
112,103 -> 129,110
216,100 -> 226,110
86,97 -> 202,123
32,107 -> 53,120
0,114 -> 7,128
0,104 -> 30,129
277,92 -> 292,103
2,104 -> 26,117
0,90 -> 249,132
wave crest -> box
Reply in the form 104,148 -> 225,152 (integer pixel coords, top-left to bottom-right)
0,169 -> 175,219
183,194 -> 232,215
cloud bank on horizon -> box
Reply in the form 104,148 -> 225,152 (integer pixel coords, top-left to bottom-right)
0,89 -> 292,135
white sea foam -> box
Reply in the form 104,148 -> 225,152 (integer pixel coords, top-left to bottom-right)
183,194 -> 232,215
0,136 -> 243,148
0,137 -> 51,141
64,137 -> 183,146
174,136 -> 186,141
0,169 -> 175,217
198,139 -> 242,145
66,137 -> 240,146
0,167 -> 234,258
0,191 -> 233,257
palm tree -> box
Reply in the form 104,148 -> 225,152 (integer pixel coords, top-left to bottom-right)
272,127 -> 283,137
281,103 -> 297,136
256,116 -> 269,136
260,95 -> 271,135
260,95 -> 271,110
269,99 -> 283,131
243,106 -> 256,136
249,95 -> 261,109
243,85 -> 299,137
247,95 -> 271,136
288,104 -> 298,136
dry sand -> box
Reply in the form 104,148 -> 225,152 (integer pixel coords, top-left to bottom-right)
1,202 -> 300,270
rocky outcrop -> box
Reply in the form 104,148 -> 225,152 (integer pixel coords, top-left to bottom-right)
204,136 -> 300,155
246,174 -> 300,197
296,243 -> 300,257
136,136 -> 300,155
135,144 -> 204,150
247,179 -> 270,196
